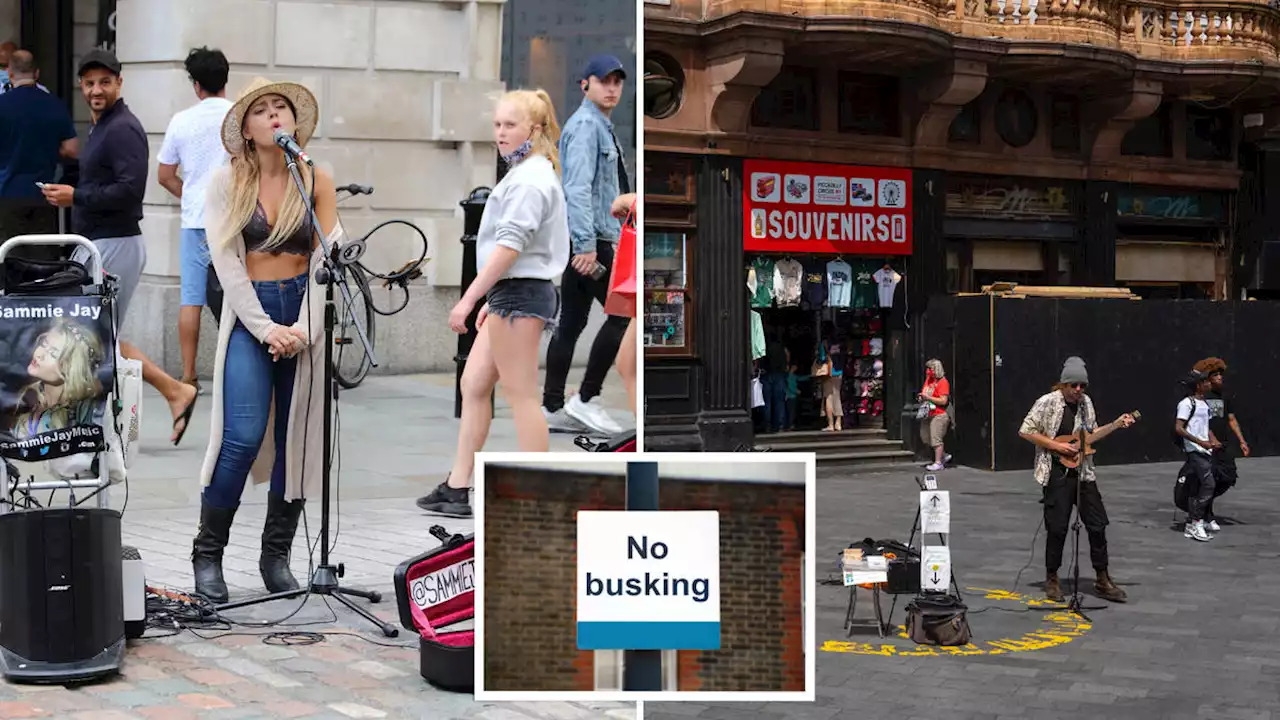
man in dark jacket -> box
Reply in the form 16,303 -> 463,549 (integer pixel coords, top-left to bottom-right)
40,49 -> 198,445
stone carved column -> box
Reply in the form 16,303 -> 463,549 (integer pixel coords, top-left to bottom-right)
706,37 -> 784,134
914,58 -> 988,150
1087,78 -> 1163,163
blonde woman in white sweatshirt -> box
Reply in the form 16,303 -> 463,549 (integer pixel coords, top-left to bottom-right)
418,89 -> 569,518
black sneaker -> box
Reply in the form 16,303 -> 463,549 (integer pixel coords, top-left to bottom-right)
415,481 -> 472,518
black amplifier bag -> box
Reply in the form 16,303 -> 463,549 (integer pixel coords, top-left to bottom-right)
393,526 -> 475,692
905,593 -> 972,647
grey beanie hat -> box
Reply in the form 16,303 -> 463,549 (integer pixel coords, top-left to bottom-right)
1060,356 -> 1088,385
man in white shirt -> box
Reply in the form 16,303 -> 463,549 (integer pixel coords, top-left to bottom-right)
1175,370 -> 1221,543
157,47 -> 232,393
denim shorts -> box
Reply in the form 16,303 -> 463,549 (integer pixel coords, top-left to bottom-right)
180,228 -> 211,306
486,278 -> 559,332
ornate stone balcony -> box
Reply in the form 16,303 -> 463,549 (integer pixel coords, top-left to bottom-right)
655,0 -> 1280,64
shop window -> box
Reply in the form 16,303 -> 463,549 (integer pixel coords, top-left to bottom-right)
593,650 -> 680,690
837,73 -> 901,137
994,89 -> 1039,149
1050,94 -> 1080,154
645,232 -> 690,352
751,66 -> 820,131
948,99 -> 982,145
1186,105 -> 1233,162
1121,102 -> 1172,157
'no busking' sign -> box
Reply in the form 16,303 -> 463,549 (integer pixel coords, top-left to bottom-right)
576,510 -> 721,650
743,159 -> 913,256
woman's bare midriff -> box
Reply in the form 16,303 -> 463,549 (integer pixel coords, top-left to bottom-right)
245,251 -> 309,282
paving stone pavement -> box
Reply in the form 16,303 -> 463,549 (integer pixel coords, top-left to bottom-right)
648,456 -> 1280,720
1,373 -> 636,719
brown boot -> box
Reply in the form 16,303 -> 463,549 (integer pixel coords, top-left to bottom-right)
1043,571 -> 1064,602
1094,570 -> 1128,603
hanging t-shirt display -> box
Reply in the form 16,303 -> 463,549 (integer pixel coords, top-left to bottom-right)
750,256 -> 775,308
827,259 -> 853,308
801,258 -> 827,309
873,265 -> 901,309
750,310 -> 766,360
773,257 -> 803,308
853,261 -> 878,309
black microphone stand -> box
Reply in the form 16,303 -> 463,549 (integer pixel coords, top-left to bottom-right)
214,148 -> 396,637
1064,401 -> 1105,621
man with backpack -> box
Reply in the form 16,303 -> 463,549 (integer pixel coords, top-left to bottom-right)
1193,357 -> 1247,531
1174,370 -> 1221,542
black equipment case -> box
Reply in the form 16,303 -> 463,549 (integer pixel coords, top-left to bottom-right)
393,525 -> 475,692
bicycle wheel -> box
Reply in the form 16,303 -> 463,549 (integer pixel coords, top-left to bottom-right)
334,267 -> 376,389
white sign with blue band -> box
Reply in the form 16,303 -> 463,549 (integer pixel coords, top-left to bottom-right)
576,510 -> 721,650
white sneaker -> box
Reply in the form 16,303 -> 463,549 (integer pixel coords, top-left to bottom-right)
1207,520 -> 1221,532
544,406 -> 587,433
1186,521 -> 1212,542
944,453 -> 954,466
565,395 -> 623,436
925,462 -> 944,472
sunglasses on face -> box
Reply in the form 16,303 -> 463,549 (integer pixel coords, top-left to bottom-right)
1070,383 -> 1087,390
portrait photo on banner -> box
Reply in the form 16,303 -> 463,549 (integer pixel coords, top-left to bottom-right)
0,296 -> 115,462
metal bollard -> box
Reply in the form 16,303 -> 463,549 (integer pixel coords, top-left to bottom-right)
455,187 -> 493,419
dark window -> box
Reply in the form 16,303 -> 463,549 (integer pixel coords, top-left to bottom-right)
1186,105 -> 1233,162
837,73 -> 901,137
1121,102 -> 1173,158
1050,94 -> 1080,154
948,99 -> 982,144
751,66 -> 820,131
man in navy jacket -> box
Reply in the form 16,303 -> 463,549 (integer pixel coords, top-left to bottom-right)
40,49 -> 198,445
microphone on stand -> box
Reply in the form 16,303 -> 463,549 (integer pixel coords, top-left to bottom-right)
273,129 -> 313,167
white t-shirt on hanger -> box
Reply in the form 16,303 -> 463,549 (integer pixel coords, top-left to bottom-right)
873,267 -> 901,309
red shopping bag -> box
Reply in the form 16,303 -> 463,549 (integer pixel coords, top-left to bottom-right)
604,201 -> 637,318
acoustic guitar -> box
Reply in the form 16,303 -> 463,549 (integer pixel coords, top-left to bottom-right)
1054,410 -> 1141,469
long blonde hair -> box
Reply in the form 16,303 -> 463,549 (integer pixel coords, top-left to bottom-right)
12,319 -> 104,435
219,98 -> 314,250
500,89 -> 562,176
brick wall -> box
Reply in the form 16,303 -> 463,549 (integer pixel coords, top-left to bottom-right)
483,466 -> 805,693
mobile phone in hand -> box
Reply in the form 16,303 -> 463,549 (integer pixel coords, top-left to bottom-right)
35,182 -> 45,189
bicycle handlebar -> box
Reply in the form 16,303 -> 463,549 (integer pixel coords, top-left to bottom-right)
337,183 -> 374,196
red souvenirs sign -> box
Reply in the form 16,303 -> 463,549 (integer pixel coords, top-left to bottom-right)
743,159 -> 913,255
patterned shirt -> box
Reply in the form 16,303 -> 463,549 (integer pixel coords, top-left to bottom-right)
1019,391 -> 1097,486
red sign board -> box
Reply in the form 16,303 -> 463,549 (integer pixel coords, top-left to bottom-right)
743,159 -> 913,255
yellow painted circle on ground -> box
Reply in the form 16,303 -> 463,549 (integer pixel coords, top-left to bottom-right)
820,586 -> 1091,656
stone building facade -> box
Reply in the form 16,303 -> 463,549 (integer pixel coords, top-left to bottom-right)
482,464 -> 807,693
6,0 -> 634,377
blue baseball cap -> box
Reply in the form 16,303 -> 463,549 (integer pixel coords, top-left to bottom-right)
581,54 -> 627,82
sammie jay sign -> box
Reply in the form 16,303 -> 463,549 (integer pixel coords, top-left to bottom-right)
743,159 -> 913,255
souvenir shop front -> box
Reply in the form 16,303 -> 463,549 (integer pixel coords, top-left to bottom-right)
745,159 -> 912,434
642,153 -> 914,451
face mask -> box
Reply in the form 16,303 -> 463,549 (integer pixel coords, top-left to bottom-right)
501,138 -> 533,167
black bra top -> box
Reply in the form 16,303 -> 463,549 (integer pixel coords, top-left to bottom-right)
243,200 -> 314,256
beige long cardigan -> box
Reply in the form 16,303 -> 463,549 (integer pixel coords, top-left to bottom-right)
198,164 -> 346,502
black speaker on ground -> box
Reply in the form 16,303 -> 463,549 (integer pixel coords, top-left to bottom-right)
0,507 -> 125,683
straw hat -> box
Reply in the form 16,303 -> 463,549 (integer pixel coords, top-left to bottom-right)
221,77 -> 319,156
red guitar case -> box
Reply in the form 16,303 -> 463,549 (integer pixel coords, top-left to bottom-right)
393,525 -> 475,692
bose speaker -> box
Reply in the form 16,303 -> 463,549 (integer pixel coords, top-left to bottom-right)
0,507 -> 125,683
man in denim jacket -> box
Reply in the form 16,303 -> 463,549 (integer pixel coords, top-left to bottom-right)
542,54 -> 632,436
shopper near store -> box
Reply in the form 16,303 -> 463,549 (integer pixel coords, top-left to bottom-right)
818,336 -> 844,432
918,358 -> 951,470
157,47 -> 233,396
541,53 -> 631,437
761,327 -> 788,433
40,49 -> 199,446
1192,357 -> 1247,530
419,89 -> 568,519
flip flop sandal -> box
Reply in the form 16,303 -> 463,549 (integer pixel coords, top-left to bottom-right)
172,395 -> 198,447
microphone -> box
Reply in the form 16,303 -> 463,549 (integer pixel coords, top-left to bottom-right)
273,129 -> 313,167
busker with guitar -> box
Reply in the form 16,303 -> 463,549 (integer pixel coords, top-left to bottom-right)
1018,357 -> 1137,604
